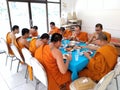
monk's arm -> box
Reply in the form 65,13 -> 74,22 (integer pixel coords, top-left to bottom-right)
87,33 -> 96,44
85,33 -> 88,42
52,49 -> 71,74
24,40 -> 29,49
11,34 -> 16,44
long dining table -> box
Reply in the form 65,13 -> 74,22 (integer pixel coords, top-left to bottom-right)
60,40 -> 95,81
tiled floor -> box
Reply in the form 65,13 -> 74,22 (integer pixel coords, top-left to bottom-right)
0,53 -> 47,90
0,53 -> 120,90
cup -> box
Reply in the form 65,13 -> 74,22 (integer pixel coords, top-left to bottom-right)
68,51 -> 72,55
76,49 -> 80,54
75,54 -> 79,61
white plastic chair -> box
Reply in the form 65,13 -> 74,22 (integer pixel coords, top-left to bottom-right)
114,57 -> 120,90
0,37 -> 16,66
94,70 -> 115,90
21,48 -> 32,66
31,57 -> 48,90
21,48 -> 33,82
10,44 -> 24,72
70,70 -> 115,90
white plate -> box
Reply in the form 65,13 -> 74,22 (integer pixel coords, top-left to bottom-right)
79,50 -> 93,56
65,48 -> 74,52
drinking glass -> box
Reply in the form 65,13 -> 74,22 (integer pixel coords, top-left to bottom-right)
75,54 -> 79,61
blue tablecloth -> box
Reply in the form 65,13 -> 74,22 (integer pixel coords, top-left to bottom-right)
60,40 -> 94,81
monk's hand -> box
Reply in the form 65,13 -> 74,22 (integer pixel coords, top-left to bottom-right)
86,42 -> 89,45
66,54 -> 72,61
83,52 -> 91,60
76,37 -> 79,41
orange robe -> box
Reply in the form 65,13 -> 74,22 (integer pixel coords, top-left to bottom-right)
6,32 -> 14,55
29,38 -> 37,56
79,44 -> 118,81
103,31 -> 111,43
35,45 -> 71,90
63,29 -> 72,39
49,27 -> 60,35
76,32 -> 88,42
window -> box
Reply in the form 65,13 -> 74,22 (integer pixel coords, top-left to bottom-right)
47,0 -> 60,2
0,0 -> 10,39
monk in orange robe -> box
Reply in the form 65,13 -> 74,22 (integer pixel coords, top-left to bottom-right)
71,25 -> 88,42
6,25 -> 19,55
48,22 -> 60,35
79,32 -> 118,81
59,27 -> 72,40
29,26 -> 38,37
29,33 -> 49,56
87,23 -> 111,44
16,28 -> 33,81
35,33 -> 72,90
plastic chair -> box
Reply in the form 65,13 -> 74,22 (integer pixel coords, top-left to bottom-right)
0,38 -> 6,54
21,48 -> 33,82
114,57 -> 120,90
0,37 -> 16,66
70,70 -> 115,90
10,44 -> 24,72
94,70 -> 115,90
31,57 -> 48,90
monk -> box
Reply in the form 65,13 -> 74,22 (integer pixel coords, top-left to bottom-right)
29,33 -> 49,56
79,32 -> 118,82
16,28 -> 33,80
87,23 -> 111,44
29,26 -> 38,37
71,25 -> 88,42
16,28 -> 30,50
6,25 -> 19,55
35,33 -> 72,90
59,27 -> 72,40
48,22 -> 60,35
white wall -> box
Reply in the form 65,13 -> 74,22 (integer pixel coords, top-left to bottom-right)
73,0 -> 120,38
61,0 -> 75,17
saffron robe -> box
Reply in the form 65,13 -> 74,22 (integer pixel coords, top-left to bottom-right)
6,32 -> 14,55
79,44 -> 118,81
29,38 -> 37,56
49,27 -> 60,35
63,29 -> 72,39
35,45 -> 71,90
75,32 -> 88,42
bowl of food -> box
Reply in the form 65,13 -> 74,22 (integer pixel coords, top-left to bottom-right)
65,46 -> 74,52
69,41 -> 76,47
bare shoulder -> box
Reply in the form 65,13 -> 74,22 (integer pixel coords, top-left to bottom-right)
51,47 -> 62,58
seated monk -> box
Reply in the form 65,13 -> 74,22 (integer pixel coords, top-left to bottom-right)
87,23 -> 111,44
71,25 -> 88,42
79,32 -> 118,82
48,22 -> 60,35
59,27 -> 72,40
29,33 -> 49,56
16,28 -> 30,50
29,26 -> 38,37
35,33 -> 72,90
16,28 -> 33,80
6,25 -> 19,55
